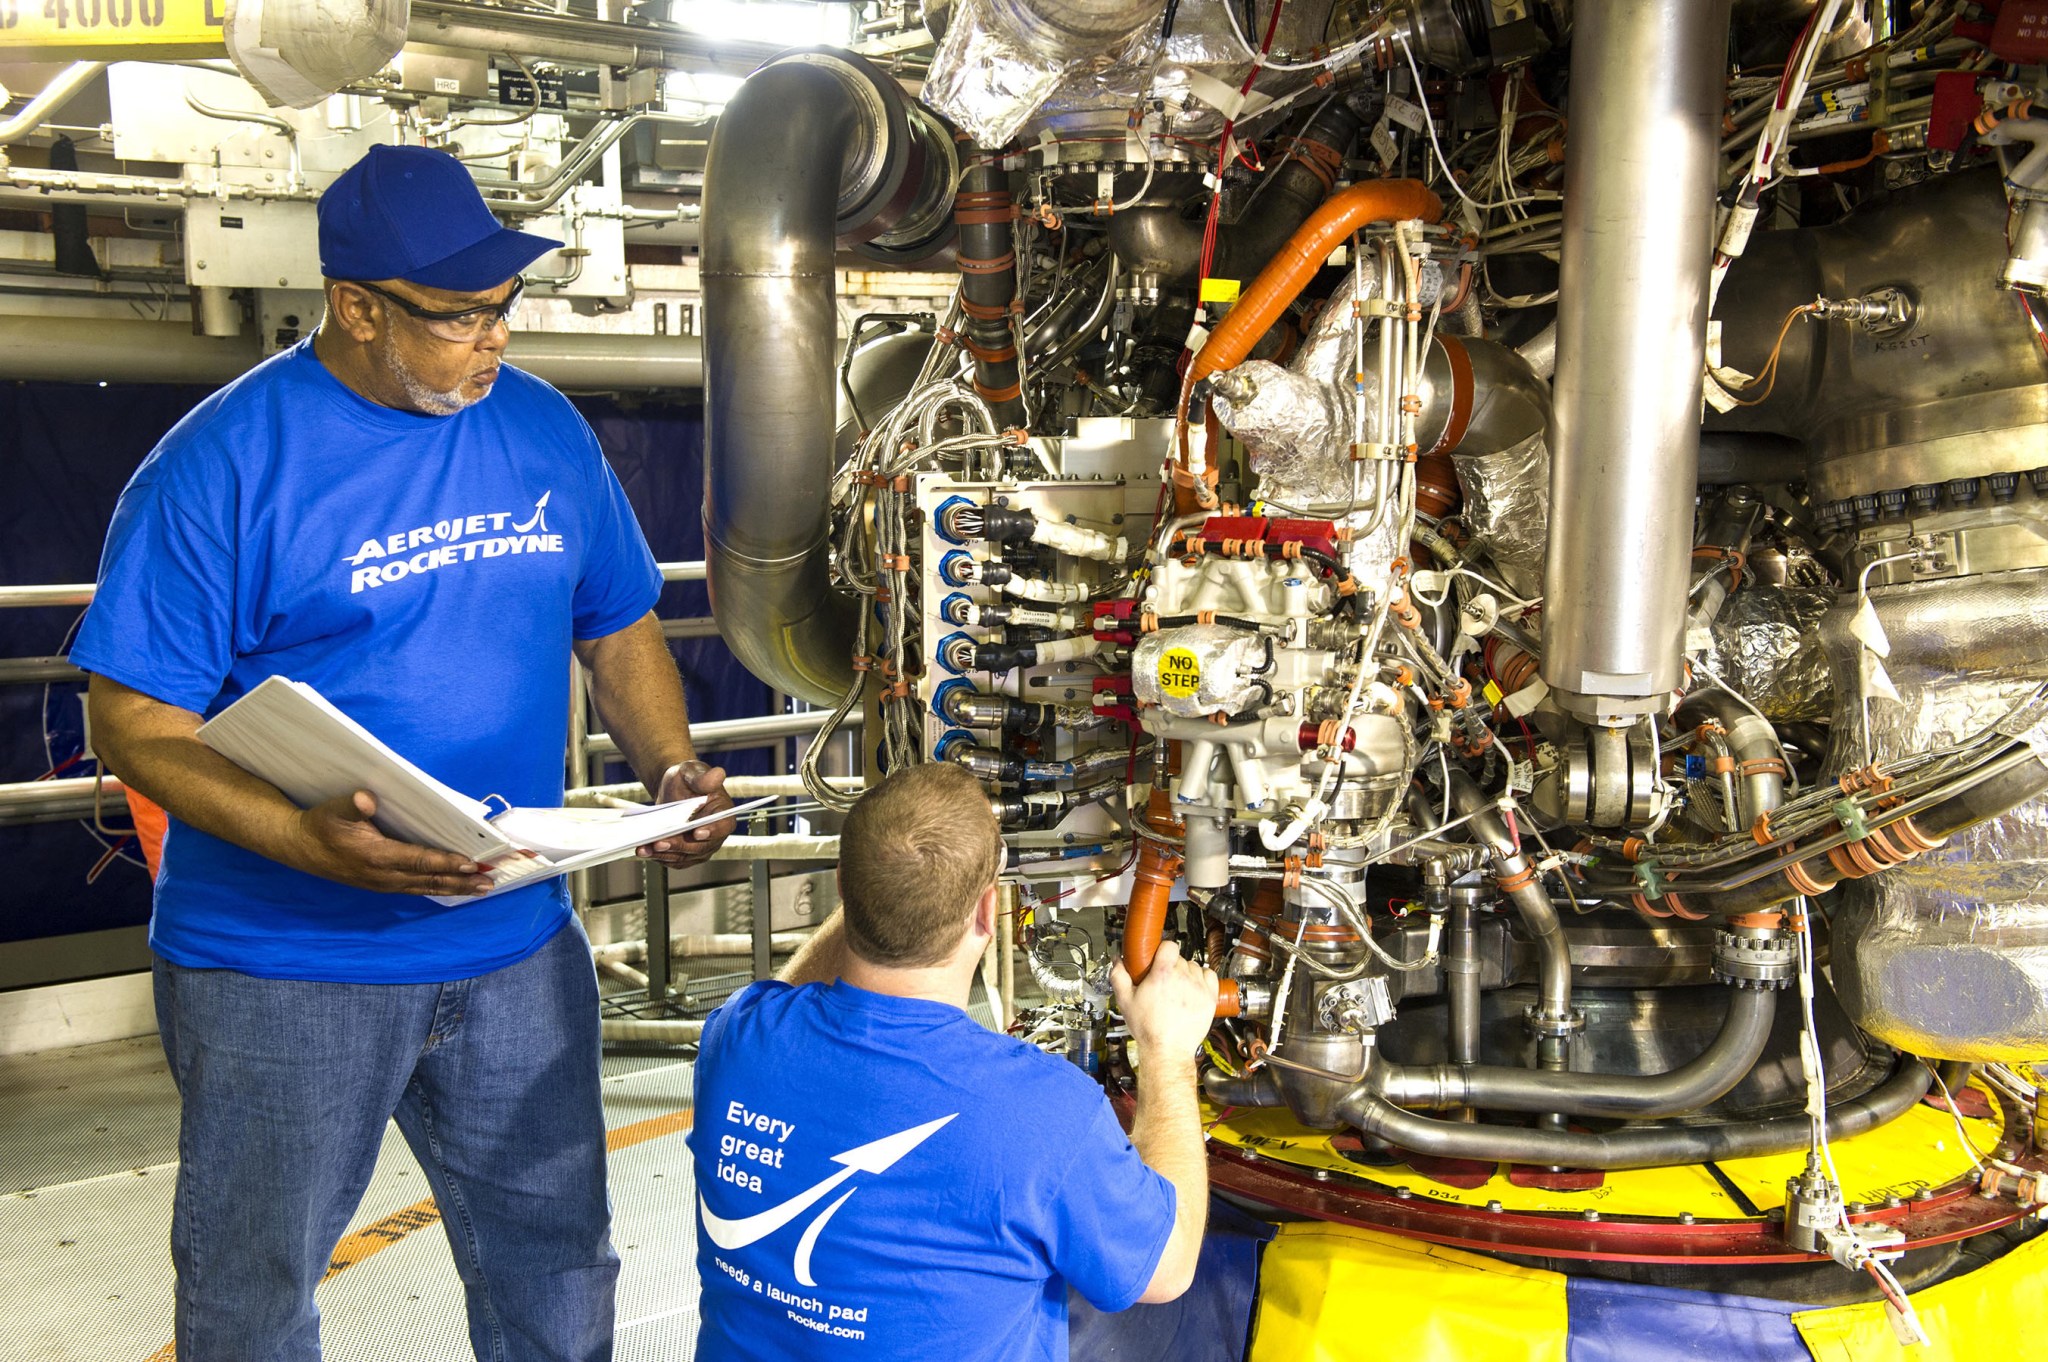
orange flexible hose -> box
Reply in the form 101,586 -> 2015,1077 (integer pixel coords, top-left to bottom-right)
1187,178 -> 1445,386
1123,838 -> 1183,981
1122,791 -> 1239,1017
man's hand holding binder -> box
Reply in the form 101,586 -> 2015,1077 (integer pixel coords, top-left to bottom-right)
297,789 -> 500,898
639,759 -> 736,869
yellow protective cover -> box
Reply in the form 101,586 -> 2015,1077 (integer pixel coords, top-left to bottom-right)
1249,1222 -> 1568,1362
1793,1227 -> 2048,1361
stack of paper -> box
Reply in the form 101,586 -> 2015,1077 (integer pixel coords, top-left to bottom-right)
198,677 -> 761,903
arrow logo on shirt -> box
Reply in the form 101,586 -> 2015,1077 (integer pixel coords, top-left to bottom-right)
512,490 -> 551,533
698,1113 -> 956,1273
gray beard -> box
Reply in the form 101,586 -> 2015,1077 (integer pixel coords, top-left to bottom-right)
380,337 -> 485,415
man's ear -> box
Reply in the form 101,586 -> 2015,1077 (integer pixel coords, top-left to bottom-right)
971,884 -> 998,942
325,281 -> 381,343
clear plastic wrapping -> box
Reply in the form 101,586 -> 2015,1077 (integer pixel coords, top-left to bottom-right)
1704,549 -> 1836,722
1824,565 -> 2048,1061
1450,433 -> 1550,602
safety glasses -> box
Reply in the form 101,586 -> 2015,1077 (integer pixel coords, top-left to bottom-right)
349,279 -> 524,343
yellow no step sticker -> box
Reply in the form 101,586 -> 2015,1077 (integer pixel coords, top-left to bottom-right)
1198,277 -> 1241,304
1158,647 -> 1201,698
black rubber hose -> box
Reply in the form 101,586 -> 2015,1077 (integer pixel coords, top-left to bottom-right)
955,145 -> 1025,427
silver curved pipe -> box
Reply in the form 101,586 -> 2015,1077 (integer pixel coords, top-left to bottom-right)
0,62 -> 106,145
1374,986 -> 1778,1118
702,50 -> 953,706
1675,689 -> 1785,831
1447,770 -> 1570,1043
1338,1057 -> 1932,1171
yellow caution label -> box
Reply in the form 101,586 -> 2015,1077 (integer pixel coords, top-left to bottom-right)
1198,277 -> 1242,304
1482,680 -> 1505,707
0,0 -> 227,58
1158,647 -> 1201,698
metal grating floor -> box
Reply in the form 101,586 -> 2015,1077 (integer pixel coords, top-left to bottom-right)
0,1036 -> 708,1362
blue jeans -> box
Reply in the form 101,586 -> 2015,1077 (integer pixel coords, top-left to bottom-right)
154,918 -> 619,1362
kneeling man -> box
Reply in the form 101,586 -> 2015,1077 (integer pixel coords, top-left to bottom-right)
688,762 -> 1216,1359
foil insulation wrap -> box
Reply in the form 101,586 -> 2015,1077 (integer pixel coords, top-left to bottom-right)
1030,0 -> 1340,139
922,0 -> 1158,146
1208,360 -> 1354,508
1131,624 -> 1268,718
1703,549 -> 1836,722
1824,565 -> 2048,1062
1450,434 -> 1550,602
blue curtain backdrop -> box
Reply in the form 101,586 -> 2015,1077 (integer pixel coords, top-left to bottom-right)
0,379 -> 770,944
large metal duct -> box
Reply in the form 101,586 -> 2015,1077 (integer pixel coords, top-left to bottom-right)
0,317 -> 703,390
1708,167 -> 2048,511
1826,567 -> 2048,1063
1540,0 -> 1732,721
701,49 -> 958,707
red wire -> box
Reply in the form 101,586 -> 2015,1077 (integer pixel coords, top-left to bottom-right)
35,752 -> 84,782
1198,0 -> 1287,281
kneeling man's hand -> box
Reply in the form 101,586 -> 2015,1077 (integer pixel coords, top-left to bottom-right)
1113,940 -> 1219,1062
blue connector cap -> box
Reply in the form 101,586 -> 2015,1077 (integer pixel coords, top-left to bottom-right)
940,592 -> 977,626
935,631 -> 979,676
938,550 -> 978,587
932,495 -> 979,546
932,677 -> 974,724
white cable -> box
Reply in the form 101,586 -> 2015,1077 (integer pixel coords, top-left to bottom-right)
1394,34 -> 1556,214
1925,1062 -> 1989,1173
1221,2 -> 1388,73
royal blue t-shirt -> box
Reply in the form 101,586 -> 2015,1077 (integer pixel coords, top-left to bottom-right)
688,980 -> 1177,1361
70,339 -> 661,983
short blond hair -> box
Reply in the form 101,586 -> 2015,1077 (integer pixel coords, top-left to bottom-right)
838,763 -> 1002,968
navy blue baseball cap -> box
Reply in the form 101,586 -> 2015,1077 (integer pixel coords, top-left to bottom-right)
318,144 -> 562,293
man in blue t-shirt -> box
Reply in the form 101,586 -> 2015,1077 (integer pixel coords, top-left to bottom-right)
72,145 -> 733,1362
687,763 -> 1217,1360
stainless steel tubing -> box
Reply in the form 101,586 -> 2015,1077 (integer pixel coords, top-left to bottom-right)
1338,1056 -> 1932,1171
0,319 -> 703,390
1540,0 -> 1732,720
1448,770 -> 1570,1039
703,50 -> 954,706
408,1 -> 779,74
0,657 -> 84,684
658,562 -> 707,582
600,1017 -> 705,1044
0,584 -> 95,608
1202,1066 -> 1285,1109
0,63 -> 107,144
565,774 -> 862,805
1445,900 -> 1481,1069
582,708 -> 859,760
1375,986 -> 1778,1118
1675,689 -> 1784,829
512,332 -> 702,390
0,775 -> 124,827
